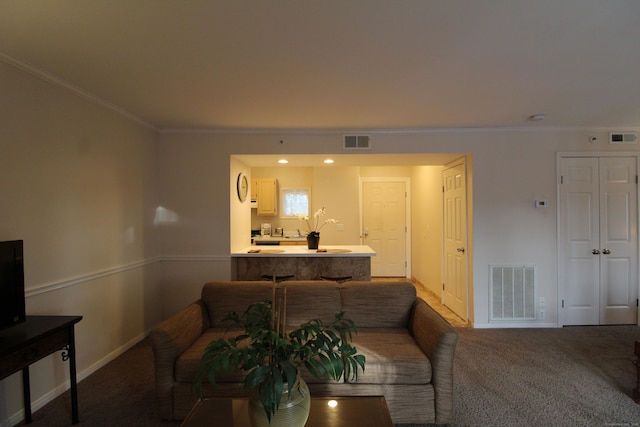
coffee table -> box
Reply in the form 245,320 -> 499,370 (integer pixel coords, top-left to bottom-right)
180,396 -> 393,427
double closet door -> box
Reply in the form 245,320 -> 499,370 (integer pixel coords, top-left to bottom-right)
559,156 -> 638,326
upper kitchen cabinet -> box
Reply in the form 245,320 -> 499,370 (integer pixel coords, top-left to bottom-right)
255,178 -> 278,216
250,178 -> 258,201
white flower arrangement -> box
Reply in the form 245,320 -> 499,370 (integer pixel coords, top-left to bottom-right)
297,207 -> 338,235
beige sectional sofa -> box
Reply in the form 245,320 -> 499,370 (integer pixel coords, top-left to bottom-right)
149,280 -> 458,425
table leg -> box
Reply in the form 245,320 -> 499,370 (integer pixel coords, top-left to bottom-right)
61,328 -> 80,423
22,366 -> 32,424
68,327 -> 79,424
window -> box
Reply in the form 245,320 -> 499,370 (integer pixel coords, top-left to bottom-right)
281,188 -> 310,218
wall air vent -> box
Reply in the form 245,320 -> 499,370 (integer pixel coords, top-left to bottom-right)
609,132 -> 637,144
490,265 -> 536,321
343,135 -> 371,150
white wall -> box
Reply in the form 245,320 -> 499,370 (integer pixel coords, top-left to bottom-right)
411,165 -> 445,295
157,129 -> 640,329
155,134 -> 234,319
0,61 -> 162,425
230,157 -> 252,251
311,166 -> 361,245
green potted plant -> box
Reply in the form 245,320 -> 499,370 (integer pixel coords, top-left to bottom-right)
194,288 -> 366,426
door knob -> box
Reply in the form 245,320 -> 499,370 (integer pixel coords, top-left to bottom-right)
602,249 -> 611,255
457,247 -> 465,253
592,249 -> 600,255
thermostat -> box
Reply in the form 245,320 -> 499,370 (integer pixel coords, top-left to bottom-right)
535,200 -> 549,208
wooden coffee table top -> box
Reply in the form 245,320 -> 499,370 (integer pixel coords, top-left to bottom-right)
180,396 -> 393,427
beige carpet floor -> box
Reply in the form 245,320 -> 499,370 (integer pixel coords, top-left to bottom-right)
453,325 -> 640,426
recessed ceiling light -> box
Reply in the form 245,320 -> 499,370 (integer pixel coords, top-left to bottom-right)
529,114 -> 545,121
323,159 -> 334,164
278,159 -> 288,164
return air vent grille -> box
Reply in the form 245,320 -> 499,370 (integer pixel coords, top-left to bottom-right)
609,132 -> 637,144
343,135 -> 371,149
490,265 -> 536,321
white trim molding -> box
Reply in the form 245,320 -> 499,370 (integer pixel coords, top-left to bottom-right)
25,257 -> 162,297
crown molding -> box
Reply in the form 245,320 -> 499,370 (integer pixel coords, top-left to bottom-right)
0,51 -> 158,131
159,124 -> 640,135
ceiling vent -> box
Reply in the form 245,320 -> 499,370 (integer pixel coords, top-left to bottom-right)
609,132 -> 637,144
343,135 -> 371,150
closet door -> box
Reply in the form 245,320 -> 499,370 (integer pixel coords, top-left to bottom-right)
598,157 -> 638,324
559,156 -> 638,326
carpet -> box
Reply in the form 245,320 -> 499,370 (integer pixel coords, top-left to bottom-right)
452,325 -> 640,426
15,325 -> 640,426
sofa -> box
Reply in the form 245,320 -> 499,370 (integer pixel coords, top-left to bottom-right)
149,280 -> 458,424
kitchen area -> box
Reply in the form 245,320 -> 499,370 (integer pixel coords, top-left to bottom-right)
251,223 -> 307,246
234,165 -> 377,281
230,155 -> 444,285
248,173 -> 311,246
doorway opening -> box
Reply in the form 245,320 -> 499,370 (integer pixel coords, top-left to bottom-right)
232,153 -> 474,325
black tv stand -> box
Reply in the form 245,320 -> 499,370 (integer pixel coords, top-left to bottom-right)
0,315 -> 82,424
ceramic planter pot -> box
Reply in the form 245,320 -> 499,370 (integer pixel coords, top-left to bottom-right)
306,232 -> 320,249
248,376 -> 311,427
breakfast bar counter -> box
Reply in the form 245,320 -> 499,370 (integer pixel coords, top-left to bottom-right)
231,245 -> 376,281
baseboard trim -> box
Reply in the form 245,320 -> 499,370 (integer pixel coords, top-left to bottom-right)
4,330 -> 150,426
474,322 -> 559,329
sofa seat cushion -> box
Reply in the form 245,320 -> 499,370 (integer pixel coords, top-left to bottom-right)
175,329 -> 247,383
303,328 -> 431,386
176,327 -> 431,388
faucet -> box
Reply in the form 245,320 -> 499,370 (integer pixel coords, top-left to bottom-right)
297,229 -> 301,237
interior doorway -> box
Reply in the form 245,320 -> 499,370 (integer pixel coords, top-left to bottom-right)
361,178 -> 409,277
442,158 -> 470,322
234,153 -> 473,323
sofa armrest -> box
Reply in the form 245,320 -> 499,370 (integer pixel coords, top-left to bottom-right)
410,298 -> 458,424
149,300 -> 209,420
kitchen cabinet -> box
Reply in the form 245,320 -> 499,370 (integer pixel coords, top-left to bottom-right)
256,178 -> 277,216
250,178 -> 258,201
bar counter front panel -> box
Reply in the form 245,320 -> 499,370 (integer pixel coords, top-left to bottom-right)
231,245 -> 376,281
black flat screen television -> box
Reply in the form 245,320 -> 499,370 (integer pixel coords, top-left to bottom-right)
0,240 -> 26,330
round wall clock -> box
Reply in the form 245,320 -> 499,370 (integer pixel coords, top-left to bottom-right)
237,173 -> 248,202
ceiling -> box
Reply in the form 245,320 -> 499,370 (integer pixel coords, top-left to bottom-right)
1,1 -> 640,132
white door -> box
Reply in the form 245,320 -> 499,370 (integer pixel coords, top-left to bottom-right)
560,156 -> 638,325
362,181 -> 407,277
442,161 -> 468,321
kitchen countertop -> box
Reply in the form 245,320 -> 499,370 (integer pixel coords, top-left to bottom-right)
232,245 -> 376,257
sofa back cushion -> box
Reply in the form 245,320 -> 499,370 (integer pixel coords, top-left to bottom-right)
341,281 -> 416,328
280,281 -> 342,327
201,281 -> 274,326
201,280 -> 416,330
